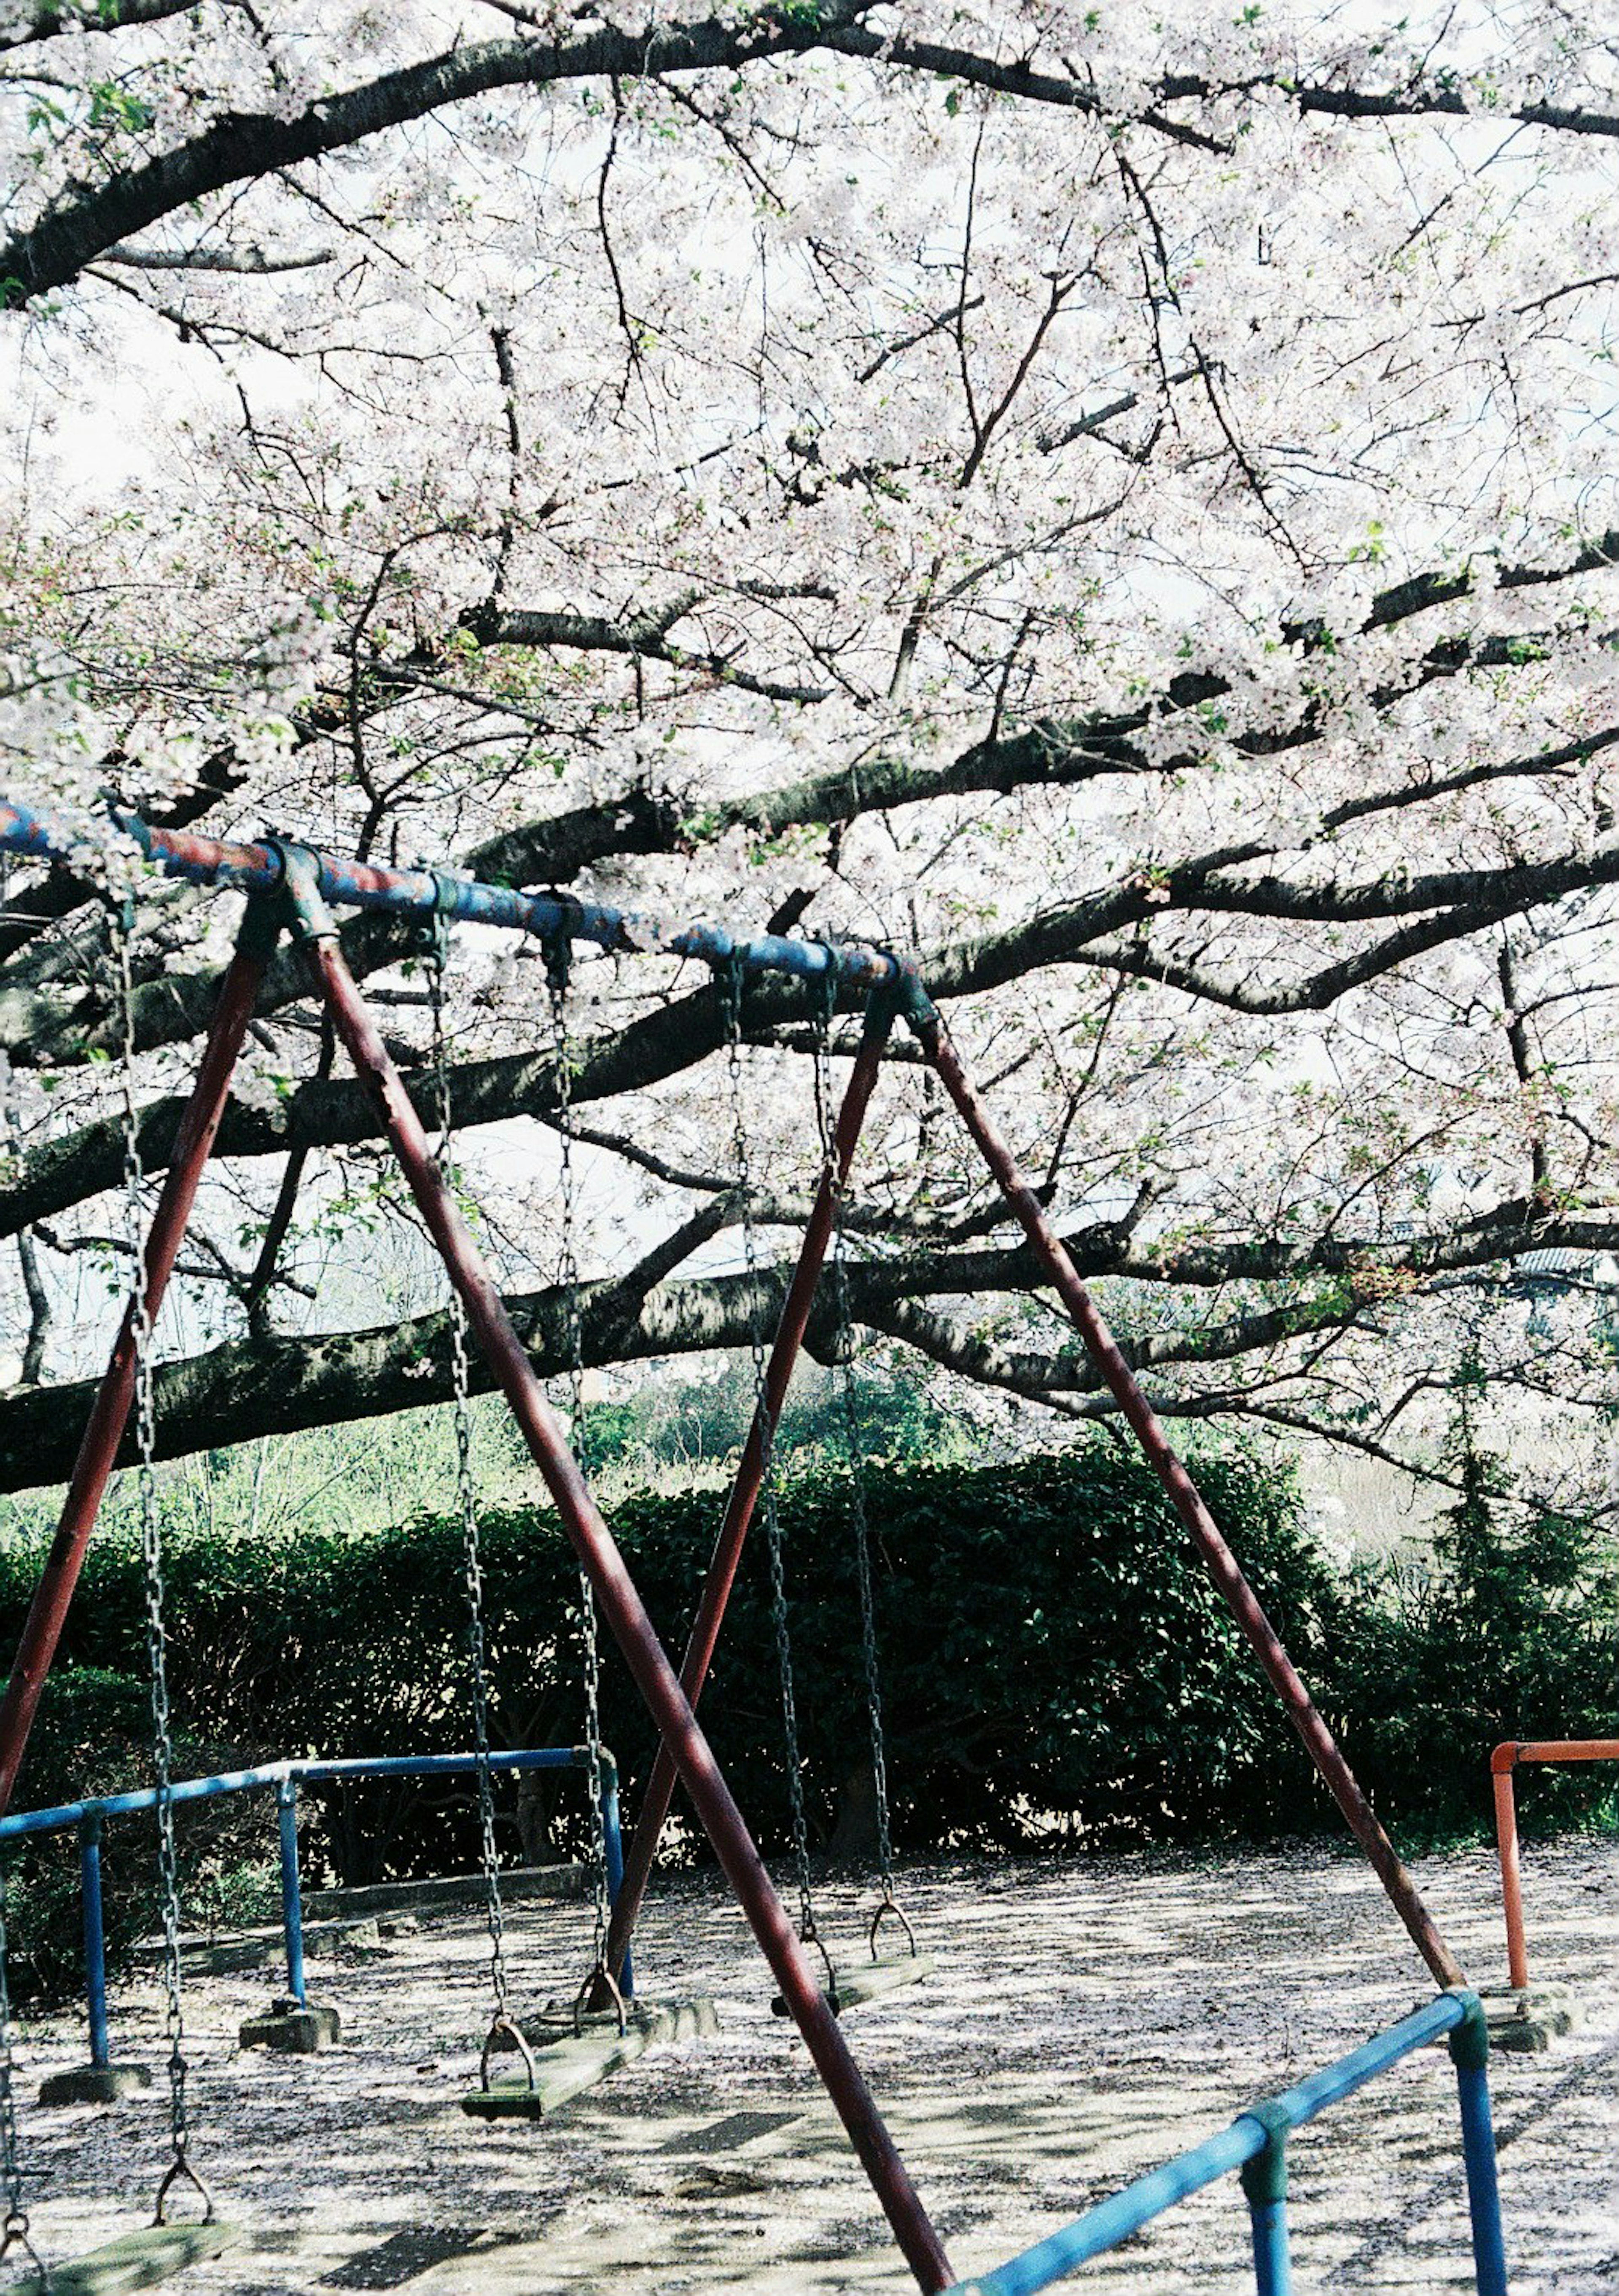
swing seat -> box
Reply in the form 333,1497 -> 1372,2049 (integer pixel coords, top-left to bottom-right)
16,2220 -> 237,2294
772,1950 -> 935,2020
460,1994 -> 718,2119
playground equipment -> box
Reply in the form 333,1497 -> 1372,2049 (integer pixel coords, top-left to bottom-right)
1493,1736 -> 1619,1989
955,1989 -> 1507,2296
0,1746 -> 624,2092
0,904 -> 237,2291
0,794 -> 1498,2293
445,938 -> 717,2118
725,973 -> 931,2019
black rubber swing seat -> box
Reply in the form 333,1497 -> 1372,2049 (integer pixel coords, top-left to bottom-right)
15,2221 -> 237,2295
771,1952 -> 936,2019
460,1996 -> 718,2120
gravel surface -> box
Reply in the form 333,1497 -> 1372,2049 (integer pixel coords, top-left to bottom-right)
8,1836 -> 1616,2292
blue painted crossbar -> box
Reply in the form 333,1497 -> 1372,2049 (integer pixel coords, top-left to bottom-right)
0,794 -> 933,1009
955,1990 -> 1508,2296
1,1746 -> 625,2072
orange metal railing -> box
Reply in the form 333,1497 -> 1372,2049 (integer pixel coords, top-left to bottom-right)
1492,1739 -> 1619,1988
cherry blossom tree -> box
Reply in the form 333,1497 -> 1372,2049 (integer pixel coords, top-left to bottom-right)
1,0 -> 1618,1508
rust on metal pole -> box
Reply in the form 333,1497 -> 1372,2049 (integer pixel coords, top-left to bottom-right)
1511,1739 -> 1619,1764
296,894 -> 952,2295
602,997 -> 895,1984
1491,1745 -> 1529,1990
0,916 -> 277,1816
914,1007 -> 1468,1994
1492,1739 -> 1619,1991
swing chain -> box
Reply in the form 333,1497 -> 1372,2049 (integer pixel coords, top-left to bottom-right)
110,901 -> 212,2207
810,979 -> 909,1949
0,1874 -> 43,2283
425,918 -> 515,2037
544,939 -> 620,2024
725,960 -> 820,1951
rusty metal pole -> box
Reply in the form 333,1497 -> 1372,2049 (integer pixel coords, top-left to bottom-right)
1491,1746 -> 1529,1990
602,996 -> 894,1985
294,877 -> 951,2294
914,1005 -> 1468,1994
0,910 -> 277,1817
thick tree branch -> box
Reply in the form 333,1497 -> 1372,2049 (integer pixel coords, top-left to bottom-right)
465,599 -> 831,704
0,0 -> 198,49
0,5 -> 877,304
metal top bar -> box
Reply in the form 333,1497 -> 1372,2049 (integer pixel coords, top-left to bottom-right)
0,795 -> 932,1007
954,1992 -> 1473,2296
1494,1738 -> 1619,1770
0,1744 -> 602,1841
1248,1991 -> 1465,2129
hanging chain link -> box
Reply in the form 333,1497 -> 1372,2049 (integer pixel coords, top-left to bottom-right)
0,1872 -> 43,2280
111,902 -> 215,2214
544,941 -> 620,2023
427,925 -> 513,2035
726,960 -> 820,1948
812,981 -> 913,1954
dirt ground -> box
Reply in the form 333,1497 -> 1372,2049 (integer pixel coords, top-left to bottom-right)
8,1835 -> 1618,2293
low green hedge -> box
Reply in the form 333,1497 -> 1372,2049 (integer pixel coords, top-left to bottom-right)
3,1435 -> 1614,1997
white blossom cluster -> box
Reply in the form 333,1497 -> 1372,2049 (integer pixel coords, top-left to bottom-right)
0,1 -> 1618,1480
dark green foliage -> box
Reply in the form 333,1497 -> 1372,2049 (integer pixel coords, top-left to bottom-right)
1326,1426 -> 1619,1842
3,1429 -> 1614,1999
0,1440 -> 1338,1955
7,1667 -> 273,2001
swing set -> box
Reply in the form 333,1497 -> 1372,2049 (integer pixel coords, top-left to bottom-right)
0,793 -> 1496,2293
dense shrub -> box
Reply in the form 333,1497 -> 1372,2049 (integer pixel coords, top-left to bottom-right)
1325,1437 -> 1619,1841
2,1431 -> 1614,1997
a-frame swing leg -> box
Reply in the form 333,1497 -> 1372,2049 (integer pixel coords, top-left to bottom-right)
912,1004 -> 1468,1994
599,991 -> 896,1992
287,863 -> 954,2296
0,911 -> 277,1818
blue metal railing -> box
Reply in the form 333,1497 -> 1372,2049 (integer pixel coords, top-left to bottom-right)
953,1990 -> 1508,2296
0,1746 -> 627,2073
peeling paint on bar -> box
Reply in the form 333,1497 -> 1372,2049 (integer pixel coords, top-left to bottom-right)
0,796 -> 936,1015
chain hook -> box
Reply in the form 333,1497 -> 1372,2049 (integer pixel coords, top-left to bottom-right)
572,1958 -> 627,2039
540,924 -> 572,1004
154,2155 -> 218,2227
0,2207 -> 44,2281
479,2011 -> 538,2095
868,1890 -> 919,1963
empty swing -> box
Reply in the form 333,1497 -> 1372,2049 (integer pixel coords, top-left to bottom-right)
718,968 -> 931,2020
812,978 -> 933,2009
455,926 -> 714,2121
0,904 -> 236,2293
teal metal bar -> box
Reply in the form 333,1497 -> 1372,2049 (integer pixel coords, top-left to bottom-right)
954,1993 -> 1506,2296
1240,2106 -> 1292,2296
1449,1997 -> 1509,2296
597,1754 -> 633,2001
0,1746 -> 601,1841
958,2123 -> 1264,2294
2,1745 -> 624,2053
1248,2198 -> 1291,2296
78,1814 -> 108,2070
276,1782 -> 305,2007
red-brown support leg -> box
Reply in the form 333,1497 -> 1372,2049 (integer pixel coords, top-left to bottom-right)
601,997 -> 893,1985
301,906 -> 951,2294
915,1007 -> 1467,1993
0,923 -> 274,1817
